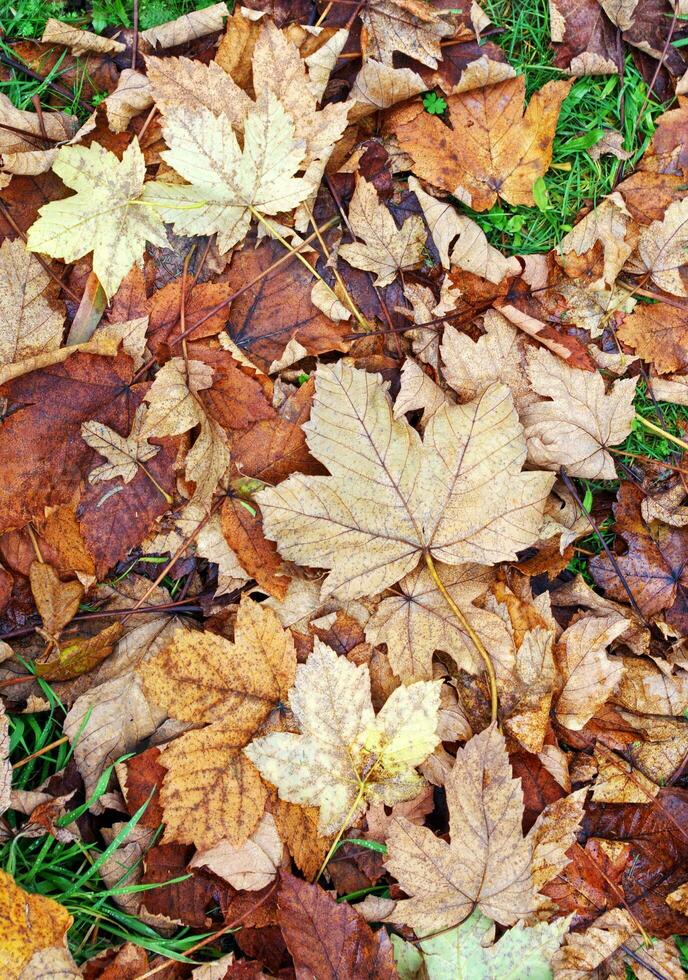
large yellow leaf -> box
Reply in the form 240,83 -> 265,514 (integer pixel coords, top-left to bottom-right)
138,596 -> 297,847
143,91 -> 312,254
26,140 -> 168,299
384,723 -> 536,935
245,641 -> 442,835
257,362 -> 555,602
0,870 -> 75,979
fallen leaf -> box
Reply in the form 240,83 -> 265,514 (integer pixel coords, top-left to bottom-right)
257,362 -> 554,602
339,176 -> 425,287
550,0 -> 621,74
246,640 -> 441,835
190,812 -> 284,891
552,908 -> 637,980
139,597 -> 296,848
81,404 -> 160,486
220,497 -> 289,600
41,18 -> 126,55
523,347 -> 637,479
556,193 -> 634,288
360,0 -> 455,68
384,723 -> 536,933
555,614 -> 627,730
145,54 -> 252,129
277,871 -> 397,979
27,140 -> 168,299
35,621 -> 124,682
104,70 -> 154,134
0,869 -> 75,979
392,76 -> 572,210
29,561 -> 83,637
140,2 -> 229,49
347,60 -> 426,119
527,788 -> 588,893
592,745 -> 660,803
637,197 -> 688,296
0,93 -> 78,179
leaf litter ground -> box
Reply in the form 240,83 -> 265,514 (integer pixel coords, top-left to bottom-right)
3,0 -> 688,977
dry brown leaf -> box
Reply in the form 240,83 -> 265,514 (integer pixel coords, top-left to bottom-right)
190,812 -> 284,891
617,300 -> 688,374
140,2 -> 229,49
523,347 -> 637,479
555,614 -> 627,730
271,797 -> 331,880
0,869 -> 75,979
139,597 -> 296,848
347,60 -> 426,119
638,198 -> 688,296
214,7 -> 262,89
145,55 -> 252,128
0,239 -> 64,368
0,94 -> 78,179
527,788 -> 587,894
392,76 -> 572,211
41,18 -> 125,55
81,404 -> 160,486
384,723 -> 536,933
556,193 -> 634,288
441,310 -> 535,414
29,562 -> 83,637
393,358 -> 449,427
35,621 -> 124,682
258,362 -> 555,602
552,908 -> 637,980
592,746 -> 660,803
104,70 -> 154,134
339,176 -> 425,287
612,656 -> 688,716
360,0 -> 455,68
246,641 -> 442,835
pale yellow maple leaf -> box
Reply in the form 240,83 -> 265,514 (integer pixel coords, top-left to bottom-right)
81,404 -> 159,486
523,347 -> 637,479
138,596 -> 296,848
145,54 -> 253,129
142,92 -> 312,255
339,176 -> 425,287
26,140 -> 168,299
0,239 -> 64,366
384,723 -> 536,934
257,362 -> 555,602
637,197 -> 688,296
554,614 -> 627,730
245,640 -> 442,835
409,177 -> 520,280
360,0 -> 455,68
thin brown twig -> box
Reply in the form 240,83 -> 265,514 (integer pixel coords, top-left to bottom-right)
132,0 -> 140,70
0,52 -> 93,112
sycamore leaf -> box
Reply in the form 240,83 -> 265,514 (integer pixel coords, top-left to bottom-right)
257,362 -> 554,602
527,789 -> 587,894
145,54 -> 252,128
441,311 -> 536,415
0,239 -> 64,367
189,812 -> 284,891
29,561 -> 83,637
591,745 -> 659,803
552,908 -> 637,980
41,18 -> 125,55
347,60 -> 426,119
523,348 -> 637,479
139,1 -> 229,49
617,300 -> 688,374
556,192 -> 634,289
143,92 -> 311,255
637,197 -> 688,296
385,724 -> 536,934
393,909 -> 569,978
360,0 -> 455,68
393,76 -> 572,211
81,405 -> 160,486
339,176 -> 426,287
409,177 -> 521,280
554,614 -> 627,730
139,596 -> 297,848
0,869 -> 75,980
103,70 -> 154,134
26,140 -> 168,299
245,641 -> 442,835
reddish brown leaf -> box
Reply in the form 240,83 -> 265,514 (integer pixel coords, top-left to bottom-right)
147,279 -> 235,356
141,842 -> 233,928
277,872 -> 398,980
542,839 -> 632,927
510,749 -> 565,831
220,497 -> 290,600
550,0 -> 622,75
122,747 -> 166,829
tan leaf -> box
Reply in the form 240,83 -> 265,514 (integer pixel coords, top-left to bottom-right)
29,562 -> 83,637
215,7 -> 262,89
140,2 -> 229,49
409,177 -> 520,279
145,55 -> 252,128
393,358 -> 449,428
271,797 -> 331,879
667,881 -> 688,914
41,18 -> 126,55
527,788 -> 587,893
34,622 -> 123,682
245,641 -> 442,835
638,197 -> 688,296
26,140 -> 169,299
81,404 -> 160,485
597,0 -> 639,30
360,0 -> 455,68
0,870 -> 75,979
0,332 -> 119,385
392,76 -> 572,211
617,300 -> 688,374
552,908 -> 637,980
309,281 -> 351,324
139,597 -> 296,847
104,70 -> 154,134
0,701 -> 10,819
523,347 -> 637,479
384,723 -> 536,934
339,176 -> 425,287
190,812 -> 284,890
257,362 -> 555,602
557,192 -> 634,288
555,614 -> 627,730
441,310 -> 535,414
0,239 -> 64,367
612,656 -> 688,716
592,746 -> 659,803
347,60 -> 426,119
0,93 -> 78,178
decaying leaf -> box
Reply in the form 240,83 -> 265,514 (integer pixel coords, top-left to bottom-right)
190,812 -> 284,891
0,869 -> 76,979
360,0 -> 456,68
41,18 -> 126,56
82,405 -> 160,486
29,561 -> 83,637
246,641 -> 441,835
258,362 -> 555,602
555,614 -> 627,730
0,239 -> 64,368
384,724 -> 536,934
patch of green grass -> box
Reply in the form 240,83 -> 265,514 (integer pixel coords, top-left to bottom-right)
471,0 -> 666,253
2,683 -> 217,965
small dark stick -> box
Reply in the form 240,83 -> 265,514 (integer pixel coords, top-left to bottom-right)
132,0 -> 139,70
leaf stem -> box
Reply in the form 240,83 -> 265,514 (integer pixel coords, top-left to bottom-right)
423,551 -> 498,724
138,461 -> 173,505
634,413 -> 688,453
315,780 -> 367,883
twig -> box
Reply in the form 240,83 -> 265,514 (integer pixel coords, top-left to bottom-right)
0,201 -> 82,303
558,468 -> 649,625
132,0 -> 139,70
0,52 -> 93,113
13,736 -> 69,769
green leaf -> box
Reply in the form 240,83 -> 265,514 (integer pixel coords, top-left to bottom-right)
532,177 -> 549,213
423,91 -> 447,115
